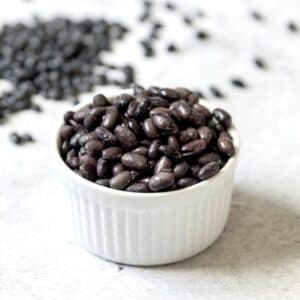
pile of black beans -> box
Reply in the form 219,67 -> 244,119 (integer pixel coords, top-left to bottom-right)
59,85 -> 235,192
0,17 -> 131,120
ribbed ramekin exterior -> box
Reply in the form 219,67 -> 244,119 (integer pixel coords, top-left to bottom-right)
61,159 -> 236,266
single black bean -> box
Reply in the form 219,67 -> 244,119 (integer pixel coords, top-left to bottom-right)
96,158 -> 111,178
213,108 -> 232,128
113,162 -> 126,175
135,99 -> 151,119
128,118 -> 142,136
148,172 -> 175,192
112,93 -> 134,110
154,156 -> 172,174
148,140 -> 160,159
126,100 -> 138,117
133,146 -> 148,156
102,147 -> 122,160
93,94 -> 109,107
209,86 -> 225,98
152,114 -> 178,134
174,161 -> 189,179
96,179 -> 110,187
159,88 -> 180,101
147,86 -> 160,96
126,182 -> 149,193
250,10 -> 264,22
175,87 -> 192,99
61,141 -> 70,155
63,111 -> 74,124
73,111 -> 88,123
173,101 -> 192,119
60,125 -> 75,141
78,132 -> 98,147
95,126 -> 117,146
230,78 -> 247,89
84,140 -> 104,157
102,106 -> 119,129
253,57 -> 267,69
189,109 -> 205,126
159,144 -> 178,158
177,177 -> 199,189
69,131 -> 84,149
90,107 -> 106,118
208,116 -> 225,132
80,157 -> 97,180
110,171 -> 132,190
143,118 -> 160,139
198,162 -> 220,180
149,107 -> 171,117
181,139 -> 207,156
179,128 -> 199,143
148,96 -> 169,108
83,114 -> 99,130
168,136 -> 179,152
288,21 -> 298,32
66,156 -> 80,169
193,103 -> 212,119
115,125 -> 138,149
217,135 -> 235,157
198,126 -> 213,143
121,152 -> 148,170
198,152 -> 221,165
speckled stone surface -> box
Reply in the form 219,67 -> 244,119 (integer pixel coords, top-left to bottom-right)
1,0 -> 300,299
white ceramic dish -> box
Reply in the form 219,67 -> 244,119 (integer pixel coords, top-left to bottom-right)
53,92 -> 240,266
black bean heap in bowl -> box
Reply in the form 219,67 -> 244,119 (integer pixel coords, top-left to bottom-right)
59,85 -> 235,193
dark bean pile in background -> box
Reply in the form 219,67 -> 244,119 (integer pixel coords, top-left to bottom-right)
0,17 -> 132,121
60,86 -> 235,192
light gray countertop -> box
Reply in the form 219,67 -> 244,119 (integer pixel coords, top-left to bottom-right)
1,0 -> 300,299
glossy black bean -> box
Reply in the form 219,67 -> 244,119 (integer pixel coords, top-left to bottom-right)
102,147 -> 122,160
135,99 -> 151,119
63,111 -> 74,124
173,101 -> 192,119
148,96 -> 169,108
80,157 -> 97,180
148,140 -> 160,159
189,109 -> 205,126
159,88 -> 180,101
175,87 -> 192,99
60,125 -> 75,141
190,164 -> 201,177
193,103 -> 212,119
95,126 -> 117,146
115,125 -> 138,149
95,179 -> 110,187
112,93 -> 134,110
149,107 -> 171,117
154,156 -> 172,174
110,171 -> 132,190
179,128 -> 199,143
217,135 -> 235,157
128,118 -> 143,136
177,177 -> 199,189
96,159 -> 111,178
66,156 -> 79,169
198,126 -> 213,143
174,161 -> 190,179
152,114 -> 178,134
93,94 -> 109,107
121,152 -> 148,170
102,106 -> 119,129
198,152 -> 221,165
126,100 -> 138,117
69,131 -> 84,149
83,114 -> 99,130
213,108 -> 232,128
168,136 -> 179,152
148,172 -> 175,192
126,182 -> 149,193
198,162 -> 220,180
133,146 -> 149,156
73,111 -> 87,123
143,118 -> 159,139
84,140 -> 104,157
181,139 -> 207,156
78,132 -> 98,147
112,162 -> 126,175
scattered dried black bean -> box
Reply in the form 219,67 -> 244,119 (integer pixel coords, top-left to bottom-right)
230,78 -> 247,89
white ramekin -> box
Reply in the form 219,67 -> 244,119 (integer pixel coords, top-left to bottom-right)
53,94 -> 240,266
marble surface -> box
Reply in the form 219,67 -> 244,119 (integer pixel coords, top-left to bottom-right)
1,0 -> 300,299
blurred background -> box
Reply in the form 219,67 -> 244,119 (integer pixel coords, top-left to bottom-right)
0,0 -> 300,299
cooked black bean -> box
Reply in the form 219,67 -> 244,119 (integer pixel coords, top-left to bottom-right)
78,132 -> 98,147
181,139 -> 207,156
148,140 -> 160,159
198,162 -> 220,180
209,86 -> 225,98
177,177 -> 199,189
179,128 -> 199,143
61,86 -> 235,192
154,156 -> 172,174
198,152 -> 221,165
93,94 -> 109,107
159,88 -> 180,100
121,152 -> 148,170
102,147 -> 122,160
174,161 -> 190,179
115,125 -> 138,149
96,179 -> 110,187
217,134 -> 235,157
143,118 -> 160,139
60,125 -> 75,141
148,172 -> 175,192
95,126 -> 117,146
213,108 -> 232,128
133,146 -> 149,156
126,182 -> 149,193
230,78 -> 247,89
97,159 -> 111,178
110,171 -> 132,190
198,126 -> 213,143
149,96 -> 169,108
113,163 -> 126,175
152,114 -> 178,134
84,140 -> 104,157
193,103 -> 212,119
80,158 -> 97,181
